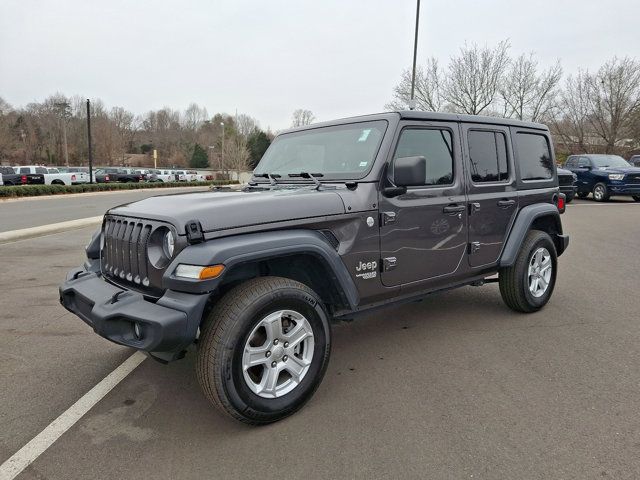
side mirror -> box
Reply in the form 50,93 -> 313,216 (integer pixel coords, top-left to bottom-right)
383,156 -> 426,197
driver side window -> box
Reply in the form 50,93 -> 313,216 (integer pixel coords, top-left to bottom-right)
393,128 -> 454,186
578,157 -> 590,168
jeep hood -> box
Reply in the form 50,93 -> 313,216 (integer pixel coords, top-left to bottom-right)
107,188 -> 346,233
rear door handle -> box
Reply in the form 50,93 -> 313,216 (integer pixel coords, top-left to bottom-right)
497,199 -> 516,208
443,204 -> 465,215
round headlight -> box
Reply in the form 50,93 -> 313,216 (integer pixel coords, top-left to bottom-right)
163,230 -> 175,258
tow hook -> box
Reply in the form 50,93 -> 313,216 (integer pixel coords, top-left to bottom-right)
110,290 -> 126,304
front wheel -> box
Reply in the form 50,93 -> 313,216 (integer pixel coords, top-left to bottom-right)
499,230 -> 557,313
593,183 -> 610,202
196,277 -> 331,424
577,191 -> 589,199
632,196 -> 640,202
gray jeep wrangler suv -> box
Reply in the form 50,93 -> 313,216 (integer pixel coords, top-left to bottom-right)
60,111 -> 569,424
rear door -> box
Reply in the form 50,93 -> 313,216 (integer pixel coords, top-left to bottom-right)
461,124 -> 518,268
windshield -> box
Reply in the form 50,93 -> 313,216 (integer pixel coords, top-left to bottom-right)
254,120 -> 387,180
591,155 -> 630,168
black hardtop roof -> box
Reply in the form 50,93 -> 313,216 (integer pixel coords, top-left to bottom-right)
280,111 -> 548,135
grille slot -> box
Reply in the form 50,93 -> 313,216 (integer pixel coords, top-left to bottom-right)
627,173 -> 640,184
557,175 -> 574,187
101,215 -> 165,294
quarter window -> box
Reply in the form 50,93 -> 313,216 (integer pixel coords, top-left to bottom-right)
516,133 -> 553,181
394,128 -> 454,186
467,130 -> 509,182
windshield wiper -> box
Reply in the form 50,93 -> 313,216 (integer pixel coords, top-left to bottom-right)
254,173 -> 281,186
288,172 -> 324,189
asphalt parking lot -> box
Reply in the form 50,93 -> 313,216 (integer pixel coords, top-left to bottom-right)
1,197 -> 639,479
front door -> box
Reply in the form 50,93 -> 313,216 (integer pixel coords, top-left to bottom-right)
379,121 -> 468,287
462,124 -> 518,268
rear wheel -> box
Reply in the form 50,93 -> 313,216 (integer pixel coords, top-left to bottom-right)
565,192 -> 575,203
499,230 -> 557,313
593,183 -> 609,202
632,196 -> 640,202
196,277 -> 331,424
577,191 -> 589,199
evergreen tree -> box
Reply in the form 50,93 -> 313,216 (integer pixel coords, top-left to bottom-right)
189,143 -> 209,168
247,130 -> 271,168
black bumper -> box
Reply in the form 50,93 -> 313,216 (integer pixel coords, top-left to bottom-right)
559,185 -> 577,198
59,268 -> 209,362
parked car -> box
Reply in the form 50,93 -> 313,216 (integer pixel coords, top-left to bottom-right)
100,168 -> 142,183
148,169 -> 175,182
134,169 -> 152,182
565,154 -> 640,202
173,170 -> 188,182
629,155 -> 640,167
557,167 -> 577,203
61,111 -> 570,425
15,165 -> 89,185
91,169 -> 112,183
1,166 -> 45,185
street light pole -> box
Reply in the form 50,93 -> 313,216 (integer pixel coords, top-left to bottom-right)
86,99 -> 94,184
409,0 -> 421,110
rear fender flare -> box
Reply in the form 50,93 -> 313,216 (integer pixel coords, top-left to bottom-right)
500,204 -> 566,267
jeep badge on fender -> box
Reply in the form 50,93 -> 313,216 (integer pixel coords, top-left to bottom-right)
60,111 -> 569,425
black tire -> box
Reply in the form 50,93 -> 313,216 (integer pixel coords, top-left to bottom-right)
592,183 -> 609,202
51,180 -> 65,185
196,277 -> 331,425
499,230 -> 558,313
565,193 -> 574,203
577,191 -> 589,199
632,196 -> 640,202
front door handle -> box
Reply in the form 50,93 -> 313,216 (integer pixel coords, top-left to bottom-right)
497,199 -> 516,208
443,204 -> 465,215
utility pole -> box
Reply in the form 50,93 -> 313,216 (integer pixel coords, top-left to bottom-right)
220,122 -> 225,172
86,99 -> 94,184
409,0 -> 421,110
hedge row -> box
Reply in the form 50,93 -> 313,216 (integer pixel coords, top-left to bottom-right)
0,180 -> 239,198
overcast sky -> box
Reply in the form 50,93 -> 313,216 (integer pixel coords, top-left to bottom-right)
1,0 -> 639,130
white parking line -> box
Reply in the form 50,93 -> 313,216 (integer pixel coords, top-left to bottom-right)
0,216 -> 103,244
0,351 -> 146,480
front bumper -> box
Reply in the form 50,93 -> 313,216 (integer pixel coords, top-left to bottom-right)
608,183 -> 640,195
59,266 -> 209,362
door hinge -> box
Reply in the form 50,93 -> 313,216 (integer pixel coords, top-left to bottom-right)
469,202 -> 481,215
381,211 -> 396,225
382,256 -> 397,271
469,242 -> 481,254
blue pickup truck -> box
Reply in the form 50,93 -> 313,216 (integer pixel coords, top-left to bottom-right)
565,154 -> 640,202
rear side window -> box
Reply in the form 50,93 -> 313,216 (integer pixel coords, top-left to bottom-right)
394,128 -> 454,186
36,167 -> 48,174
19,167 -> 30,174
468,130 -> 509,182
516,133 -> 553,181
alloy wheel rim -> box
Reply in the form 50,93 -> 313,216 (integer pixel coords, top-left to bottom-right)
594,186 -> 604,200
528,247 -> 552,298
242,310 -> 315,398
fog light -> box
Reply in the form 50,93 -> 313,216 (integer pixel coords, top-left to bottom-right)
133,322 -> 143,340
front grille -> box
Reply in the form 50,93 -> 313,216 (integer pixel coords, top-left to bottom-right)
101,215 -> 168,295
626,173 -> 640,184
558,174 -> 574,186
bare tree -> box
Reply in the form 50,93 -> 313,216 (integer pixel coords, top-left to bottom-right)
291,109 -> 315,127
551,71 -> 592,153
223,134 -> 250,178
0,97 -> 14,160
110,107 -> 138,163
500,54 -> 562,121
444,41 -> 510,115
385,58 -> 444,111
586,57 -> 640,152
236,113 -> 259,137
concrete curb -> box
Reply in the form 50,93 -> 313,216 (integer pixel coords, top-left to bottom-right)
0,216 -> 103,244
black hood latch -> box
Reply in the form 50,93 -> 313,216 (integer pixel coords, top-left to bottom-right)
185,220 -> 205,244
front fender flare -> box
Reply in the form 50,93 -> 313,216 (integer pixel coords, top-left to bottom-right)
162,229 -> 360,309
